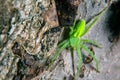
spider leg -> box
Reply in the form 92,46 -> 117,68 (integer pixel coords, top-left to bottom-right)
49,41 -> 69,67
75,46 -> 83,80
58,39 -> 69,48
81,39 -> 101,48
80,44 -> 99,72
81,7 -> 107,37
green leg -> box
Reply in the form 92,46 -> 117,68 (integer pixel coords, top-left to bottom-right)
75,46 -> 82,80
81,39 -> 101,48
80,44 -> 99,71
81,7 -> 107,37
49,41 -> 69,68
58,39 -> 69,48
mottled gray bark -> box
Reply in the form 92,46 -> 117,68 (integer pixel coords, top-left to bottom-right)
0,0 -> 60,79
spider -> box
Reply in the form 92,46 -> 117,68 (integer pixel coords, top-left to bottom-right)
48,7 -> 107,79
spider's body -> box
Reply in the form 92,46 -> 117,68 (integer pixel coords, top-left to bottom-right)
69,19 -> 85,49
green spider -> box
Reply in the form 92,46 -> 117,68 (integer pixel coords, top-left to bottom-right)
48,7 -> 107,79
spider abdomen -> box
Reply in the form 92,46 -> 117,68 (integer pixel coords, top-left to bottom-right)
73,19 -> 86,38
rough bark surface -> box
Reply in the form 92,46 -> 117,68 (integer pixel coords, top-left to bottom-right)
0,0 -> 60,79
